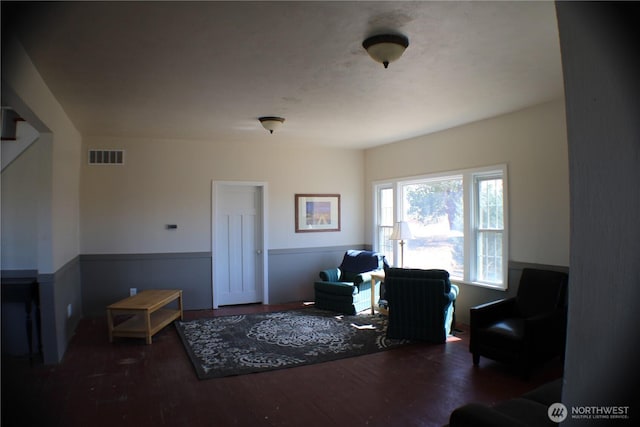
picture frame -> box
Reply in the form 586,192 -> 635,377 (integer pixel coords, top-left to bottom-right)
295,194 -> 341,233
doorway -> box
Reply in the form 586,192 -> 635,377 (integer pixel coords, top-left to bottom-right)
211,181 -> 268,308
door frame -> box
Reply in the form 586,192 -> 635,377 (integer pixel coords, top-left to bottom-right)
211,181 -> 269,309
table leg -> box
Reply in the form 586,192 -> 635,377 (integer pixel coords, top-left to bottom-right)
371,277 -> 377,315
34,292 -> 42,358
25,297 -> 34,360
106,309 -> 114,343
145,310 -> 152,344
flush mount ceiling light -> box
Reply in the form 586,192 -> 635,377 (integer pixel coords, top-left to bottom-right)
258,116 -> 285,134
362,34 -> 409,69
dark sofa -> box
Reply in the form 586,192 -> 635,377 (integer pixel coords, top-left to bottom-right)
446,378 -> 563,427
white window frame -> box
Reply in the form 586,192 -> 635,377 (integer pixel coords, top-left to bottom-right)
373,164 -> 508,290
373,183 -> 396,266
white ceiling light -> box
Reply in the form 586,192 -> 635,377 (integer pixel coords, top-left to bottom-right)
362,34 -> 409,69
258,116 -> 285,134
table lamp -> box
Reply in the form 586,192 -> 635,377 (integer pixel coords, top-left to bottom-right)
390,221 -> 413,268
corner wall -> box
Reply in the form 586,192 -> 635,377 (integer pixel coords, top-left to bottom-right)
2,37 -> 82,363
556,1 -> 639,417
364,100 -> 570,324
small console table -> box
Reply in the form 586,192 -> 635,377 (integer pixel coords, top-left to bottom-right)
1,276 -> 41,363
107,289 -> 183,344
370,271 -> 388,315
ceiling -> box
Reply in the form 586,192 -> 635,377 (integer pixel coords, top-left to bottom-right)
3,1 -> 564,149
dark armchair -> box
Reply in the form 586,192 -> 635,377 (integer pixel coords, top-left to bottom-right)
384,268 -> 459,343
469,268 -> 569,377
447,379 -> 563,427
314,250 -> 388,315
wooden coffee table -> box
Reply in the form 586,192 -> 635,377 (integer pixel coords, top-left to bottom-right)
107,289 -> 183,344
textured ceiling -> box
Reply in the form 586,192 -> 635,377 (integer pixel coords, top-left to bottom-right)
3,1 -> 564,149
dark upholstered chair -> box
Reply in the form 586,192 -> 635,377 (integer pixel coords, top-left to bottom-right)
314,250 -> 388,315
469,268 -> 569,377
384,268 -> 459,343
447,378 -> 562,427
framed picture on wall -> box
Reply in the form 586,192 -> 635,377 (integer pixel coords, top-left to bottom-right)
295,194 -> 341,233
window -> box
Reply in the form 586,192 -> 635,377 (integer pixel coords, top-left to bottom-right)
373,165 -> 508,289
475,175 -> 504,284
377,185 -> 395,265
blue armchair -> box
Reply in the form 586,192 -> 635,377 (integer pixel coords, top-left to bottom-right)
314,250 -> 388,315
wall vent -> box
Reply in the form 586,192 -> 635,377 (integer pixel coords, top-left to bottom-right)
88,149 -> 124,165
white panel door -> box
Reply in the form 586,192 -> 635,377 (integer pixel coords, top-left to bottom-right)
214,184 -> 264,306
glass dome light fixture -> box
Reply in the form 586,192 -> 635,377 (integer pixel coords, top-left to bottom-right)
362,34 -> 409,69
258,116 -> 285,134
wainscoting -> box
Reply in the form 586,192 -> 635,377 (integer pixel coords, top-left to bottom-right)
267,245 -> 367,303
79,245 -> 367,317
79,250 -> 567,327
80,252 -> 213,316
5,251 -> 566,365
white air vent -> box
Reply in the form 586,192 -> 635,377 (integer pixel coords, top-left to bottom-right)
88,149 -> 124,165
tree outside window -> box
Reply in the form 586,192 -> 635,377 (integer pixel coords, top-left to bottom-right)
402,178 -> 464,279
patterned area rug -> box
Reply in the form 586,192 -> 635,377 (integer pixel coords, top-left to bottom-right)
175,308 -> 409,380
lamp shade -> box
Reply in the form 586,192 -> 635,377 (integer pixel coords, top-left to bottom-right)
259,116 -> 285,134
362,34 -> 409,68
390,221 -> 413,240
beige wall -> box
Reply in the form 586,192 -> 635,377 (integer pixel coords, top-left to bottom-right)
2,37 -> 83,363
2,37 -> 81,273
80,137 -> 365,253
364,99 -> 570,268
1,138 -> 41,269
4,36 -> 567,272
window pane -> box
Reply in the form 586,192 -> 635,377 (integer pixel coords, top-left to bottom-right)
378,187 -> 394,265
379,225 -> 394,265
477,177 -> 503,284
402,178 -> 464,278
479,178 -> 503,229
380,188 -> 393,226
478,230 -> 503,283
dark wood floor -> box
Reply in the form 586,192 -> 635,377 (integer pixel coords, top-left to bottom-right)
2,302 -> 562,427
